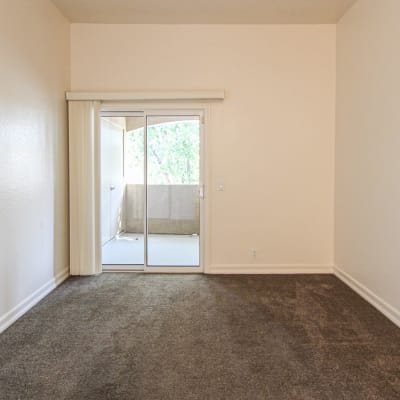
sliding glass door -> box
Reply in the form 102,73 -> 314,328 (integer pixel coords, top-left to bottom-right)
146,116 -> 201,267
100,111 -> 202,270
101,115 -> 145,267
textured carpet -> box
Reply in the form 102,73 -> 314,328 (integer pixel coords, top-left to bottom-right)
0,274 -> 399,400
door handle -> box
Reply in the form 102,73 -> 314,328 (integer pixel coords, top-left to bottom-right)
110,185 -> 116,191
198,184 -> 205,199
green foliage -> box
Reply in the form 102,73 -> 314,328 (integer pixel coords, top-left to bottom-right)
125,120 -> 200,184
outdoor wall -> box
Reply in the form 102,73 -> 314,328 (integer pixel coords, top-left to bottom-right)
126,184 -> 200,235
101,117 -> 126,245
335,0 -> 400,323
71,24 -> 336,272
0,0 -> 70,331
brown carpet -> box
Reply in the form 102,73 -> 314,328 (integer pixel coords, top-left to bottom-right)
0,274 -> 399,399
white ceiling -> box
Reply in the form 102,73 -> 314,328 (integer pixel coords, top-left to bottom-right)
51,0 -> 358,24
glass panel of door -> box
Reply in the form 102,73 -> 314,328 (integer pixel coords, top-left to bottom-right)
101,116 -> 145,266
146,116 -> 201,267
101,113 -> 201,268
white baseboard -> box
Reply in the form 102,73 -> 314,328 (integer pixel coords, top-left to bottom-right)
334,266 -> 400,328
208,264 -> 333,274
0,268 -> 70,334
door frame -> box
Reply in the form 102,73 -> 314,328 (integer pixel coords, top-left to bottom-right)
99,102 -> 210,273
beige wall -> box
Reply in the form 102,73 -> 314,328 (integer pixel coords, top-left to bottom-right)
0,0 -> 70,329
336,0 -> 400,318
71,24 -> 336,271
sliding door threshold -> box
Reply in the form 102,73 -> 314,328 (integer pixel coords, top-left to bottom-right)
103,265 -> 145,272
102,265 -> 203,273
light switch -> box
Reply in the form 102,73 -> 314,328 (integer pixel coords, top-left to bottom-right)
217,183 -> 224,191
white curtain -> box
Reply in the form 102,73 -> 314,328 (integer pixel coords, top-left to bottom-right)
68,101 -> 102,275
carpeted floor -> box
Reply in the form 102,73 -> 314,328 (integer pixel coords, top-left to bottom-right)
0,274 -> 399,400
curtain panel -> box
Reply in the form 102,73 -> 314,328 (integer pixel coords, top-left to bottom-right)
68,101 -> 101,275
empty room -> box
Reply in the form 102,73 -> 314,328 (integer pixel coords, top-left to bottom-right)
0,0 -> 399,399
